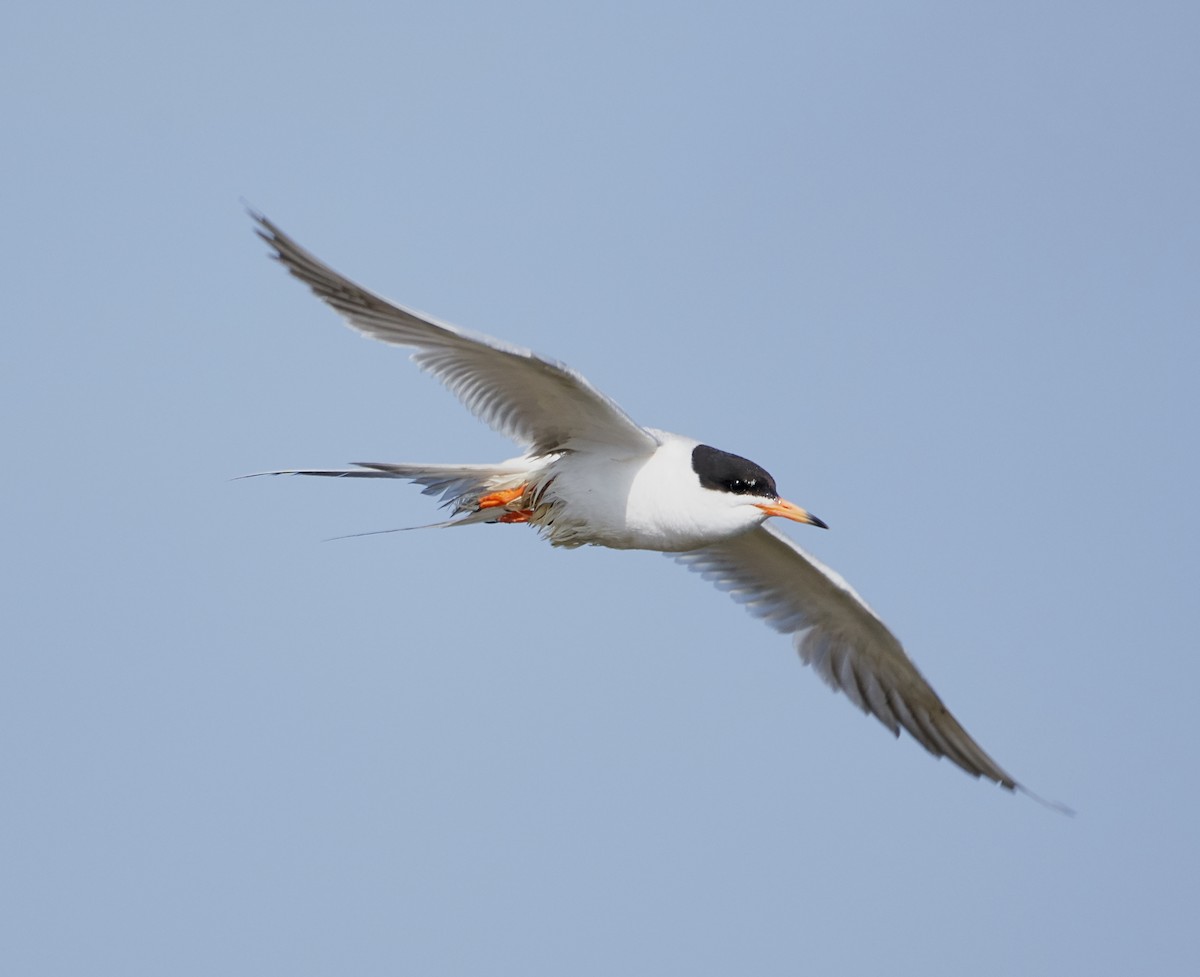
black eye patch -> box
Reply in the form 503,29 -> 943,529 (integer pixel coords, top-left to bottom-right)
691,444 -> 778,497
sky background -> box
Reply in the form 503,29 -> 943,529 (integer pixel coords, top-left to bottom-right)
4,2 -> 1198,974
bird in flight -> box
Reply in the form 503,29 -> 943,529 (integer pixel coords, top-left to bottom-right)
250,211 -> 1050,802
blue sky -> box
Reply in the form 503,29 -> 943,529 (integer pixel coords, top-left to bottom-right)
4,2 -> 1198,974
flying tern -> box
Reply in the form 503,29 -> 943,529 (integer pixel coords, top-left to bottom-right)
250,211 -> 1054,802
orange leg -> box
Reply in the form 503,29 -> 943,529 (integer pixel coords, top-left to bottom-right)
497,510 -> 533,524
477,485 -> 527,510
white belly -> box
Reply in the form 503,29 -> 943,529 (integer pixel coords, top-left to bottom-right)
531,433 -> 767,551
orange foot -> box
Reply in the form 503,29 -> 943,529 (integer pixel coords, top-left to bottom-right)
497,510 -> 533,524
477,485 -> 527,510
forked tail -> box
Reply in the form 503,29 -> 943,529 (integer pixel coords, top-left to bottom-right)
240,459 -> 538,521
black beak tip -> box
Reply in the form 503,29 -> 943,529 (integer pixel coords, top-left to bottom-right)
810,514 -> 829,530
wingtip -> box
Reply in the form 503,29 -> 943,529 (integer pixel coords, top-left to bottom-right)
1015,783 -> 1076,817
244,204 -> 281,247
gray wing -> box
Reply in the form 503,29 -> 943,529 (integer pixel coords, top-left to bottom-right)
253,212 -> 659,457
675,524 -> 1018,789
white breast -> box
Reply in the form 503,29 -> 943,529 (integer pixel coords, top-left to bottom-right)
532,431 -> 768,551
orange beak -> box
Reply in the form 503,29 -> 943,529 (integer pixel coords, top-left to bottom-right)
755,498 -> 828,529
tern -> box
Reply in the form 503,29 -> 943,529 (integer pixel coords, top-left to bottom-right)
250,212 -> 1050,801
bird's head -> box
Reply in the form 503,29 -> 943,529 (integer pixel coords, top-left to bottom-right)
690,443 -> 828,531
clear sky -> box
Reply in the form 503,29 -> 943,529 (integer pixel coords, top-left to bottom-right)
4,2 -> 1198,974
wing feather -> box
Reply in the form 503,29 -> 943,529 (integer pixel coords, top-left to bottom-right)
675,524 -> 1017,789
253,212 -> 658,457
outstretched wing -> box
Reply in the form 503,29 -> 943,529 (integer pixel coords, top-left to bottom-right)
253,212 -> 658,458
675,524 -> 1018,788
